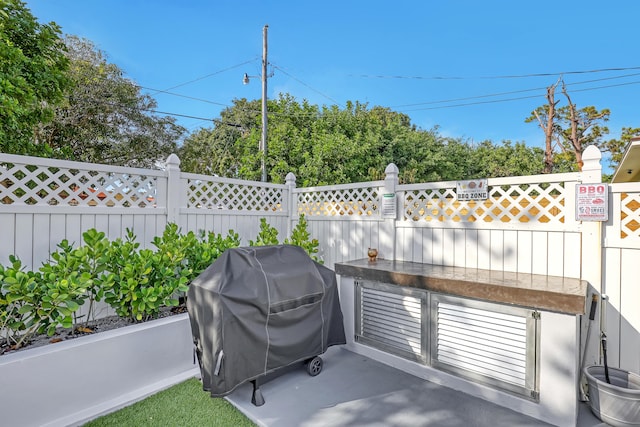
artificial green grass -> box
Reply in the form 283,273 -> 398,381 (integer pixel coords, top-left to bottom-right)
82,378 -> 255,427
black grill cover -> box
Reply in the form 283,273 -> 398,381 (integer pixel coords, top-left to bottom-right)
186,245 -> 346,397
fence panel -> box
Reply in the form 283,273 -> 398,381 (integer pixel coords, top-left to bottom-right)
602,184 -> 640,373
606,184 -> 640,249
0,153 -> 164,209
298,172 -> 586,277
178,213 -> 288,246
394,174 -> 582,276
3,152 -> 640,378
399,173 -> 579,231
0,154 -> 289,270
294,182 -> 386,268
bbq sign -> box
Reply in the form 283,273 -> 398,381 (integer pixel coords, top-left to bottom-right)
575,183 -> 608,222
456,179 -> 488,201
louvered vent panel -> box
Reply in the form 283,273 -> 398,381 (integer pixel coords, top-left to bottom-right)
360,286 -> 423,357
435,302 -> 528,387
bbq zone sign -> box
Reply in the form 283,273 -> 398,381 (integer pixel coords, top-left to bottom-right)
575,183 -> 608,222
456,179 -> 488,201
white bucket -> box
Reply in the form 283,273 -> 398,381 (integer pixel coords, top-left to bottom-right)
584,366 -> 640,427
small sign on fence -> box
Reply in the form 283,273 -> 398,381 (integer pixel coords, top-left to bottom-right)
382,193 -> 397,219
456,179 -> 488,201
575,183 -> 608,222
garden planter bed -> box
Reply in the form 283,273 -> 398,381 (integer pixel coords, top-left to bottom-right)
0,312 -> 198,427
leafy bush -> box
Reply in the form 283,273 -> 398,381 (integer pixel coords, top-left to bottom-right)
182,228 -> 241,276
0,255 -> 88,349
40,229 -> 114,325
249,215 -> 321,262
284,214 -> 321,263
0,217 -> 320,349
103,225 -> 241,322
104,229 -> 191,322
249,218 -> 280,246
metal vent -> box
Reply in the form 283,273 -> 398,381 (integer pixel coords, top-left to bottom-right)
432,295 -> 539,398
356,281 -> 426,361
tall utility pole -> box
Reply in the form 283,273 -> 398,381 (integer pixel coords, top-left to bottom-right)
260,24 -> 268,182
243,25 -> 269,182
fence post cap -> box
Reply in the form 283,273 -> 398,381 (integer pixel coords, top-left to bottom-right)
582,145 -> 602,161
166,153 -> 181,167
581,146 -> 602,182
285,172 -> 296,186
385,163 -> 399,175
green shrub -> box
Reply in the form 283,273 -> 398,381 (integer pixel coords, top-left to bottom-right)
40,229 -> 114,325
0,255 -> 88,349
104,229 -> 191,322
0,218 -> 320,348
284,214 -> 321,263
249,218 -> 280,246
78,229 -> 114,321
102,224 -> 241,322
185,229 -> 241,276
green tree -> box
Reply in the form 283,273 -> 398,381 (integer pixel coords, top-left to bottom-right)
524,82 -> 560,173
181,96 -> 449,185
0,0 -> 69,156
604,126 -> 640,172
470,140 -> 545,178
526,81 -> 612,173
178,98 -> 261,177
36,36 -> 184,167
558,83 -> 610,170
181,94 -> 547,185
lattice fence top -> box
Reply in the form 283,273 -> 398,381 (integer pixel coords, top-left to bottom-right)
402,180 -> 568,226
620,192 -> 640,239
0,159 -> 158,208
186,177 -> 285,212
296,186 -> 381,217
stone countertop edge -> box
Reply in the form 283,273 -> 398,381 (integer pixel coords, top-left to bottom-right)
335,259 -> 588,315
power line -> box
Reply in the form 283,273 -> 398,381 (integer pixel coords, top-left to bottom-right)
60,61 -> 640,125
117,77 -> 640,121
139,86 -> 230,107
398,80 -> 640,112
144,109 -> 213,122
391,86 -> 546,108
391,72 -> 640,108
152,57 -> 260,93
570,80 -> 640,93
569,71 -> 640,85
351,66 -> 640,81
271,64 -> 342,106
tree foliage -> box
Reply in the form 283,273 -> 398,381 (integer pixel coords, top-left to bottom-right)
606,127 -> 640,166
0,0 -> 69,156
524,82 -> 559,173
179,94 -> 546,185
469,140 -> 545,178
35,36 -> 185,167
525,81 -> 632,174
2,4 -> 632,182
558,83 -> 610,169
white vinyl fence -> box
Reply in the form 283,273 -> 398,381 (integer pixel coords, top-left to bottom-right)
0,153 -> 291,269
1,147 -> 638,375
602,182 -> 640,374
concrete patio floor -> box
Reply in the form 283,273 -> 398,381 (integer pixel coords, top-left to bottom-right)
226,346 -> 606,427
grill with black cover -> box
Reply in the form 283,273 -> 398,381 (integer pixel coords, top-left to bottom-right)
186,245 -> 346,405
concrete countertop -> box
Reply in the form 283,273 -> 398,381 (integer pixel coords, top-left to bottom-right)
335,259 -> 588,315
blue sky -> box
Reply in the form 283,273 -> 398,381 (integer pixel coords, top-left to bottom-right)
27,1 -> 640,171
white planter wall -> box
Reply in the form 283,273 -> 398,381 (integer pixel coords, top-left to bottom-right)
0,313 -> 198,427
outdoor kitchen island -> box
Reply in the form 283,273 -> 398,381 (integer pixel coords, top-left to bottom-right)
335,258 -> 589,427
